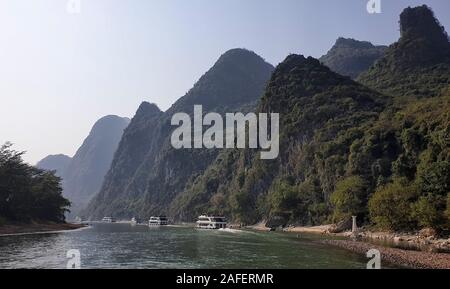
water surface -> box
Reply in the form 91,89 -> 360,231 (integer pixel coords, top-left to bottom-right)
0,223 -> 370,269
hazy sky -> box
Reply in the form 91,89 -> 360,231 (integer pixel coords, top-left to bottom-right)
0,0 -> 449,164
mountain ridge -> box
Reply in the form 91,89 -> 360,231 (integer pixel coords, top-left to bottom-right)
84,48 -> 274,220
170,53 -> 387,222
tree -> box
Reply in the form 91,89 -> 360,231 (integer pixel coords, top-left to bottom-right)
416,161 -> 450,197
0,142 -> 70,223
268,179 -> 298,214
330,176 -> 367,222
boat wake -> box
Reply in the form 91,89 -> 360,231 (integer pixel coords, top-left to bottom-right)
218,228 -> 245,234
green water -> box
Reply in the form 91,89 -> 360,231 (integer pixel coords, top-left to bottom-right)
0,223 -> 371,269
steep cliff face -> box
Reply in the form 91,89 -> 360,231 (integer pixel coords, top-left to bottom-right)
84,102 -> 163,217
62,115 -> 130,217
358,5 -> 450,99
320,38 -> 387,79
84,48 -> 274,220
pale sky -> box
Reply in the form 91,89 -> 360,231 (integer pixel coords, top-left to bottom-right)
0,0 -> 449,164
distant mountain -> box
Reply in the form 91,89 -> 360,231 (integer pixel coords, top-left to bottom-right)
320,37 -> 387,79
63,115 -> 130,218
38,115 -> 130,219
358,5 -> 450,99
36,154 -> 72,177
84,48 -> 274,220
83,102 -> 163,218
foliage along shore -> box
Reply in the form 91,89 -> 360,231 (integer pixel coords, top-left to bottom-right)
0,143 -> 72,231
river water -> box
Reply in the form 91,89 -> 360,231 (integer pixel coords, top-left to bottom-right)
0,223 -> 370,269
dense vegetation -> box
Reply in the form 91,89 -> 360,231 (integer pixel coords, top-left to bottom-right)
171,55 -> 387,225
366,92 -> 450,231
0,143 -> 70,224
320,38 -> 386,79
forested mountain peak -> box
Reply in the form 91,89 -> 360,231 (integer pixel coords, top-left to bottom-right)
169,48 -> 274,112
319,38 -> 387,79
400,5 -> 450,54
334,37 -> 380,49
358,5 -> 450,99
135,102 -> 161,117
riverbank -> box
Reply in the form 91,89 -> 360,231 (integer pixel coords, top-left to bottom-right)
0,222 -> 86,236
321,239 -> 450,269
282,225 -> 450,253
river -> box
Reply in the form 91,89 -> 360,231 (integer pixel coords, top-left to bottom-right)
0,223 -> 371,269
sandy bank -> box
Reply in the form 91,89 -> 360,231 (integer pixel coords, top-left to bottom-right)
283,225 -> 333,234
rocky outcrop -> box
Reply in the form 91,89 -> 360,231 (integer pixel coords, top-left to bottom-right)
327,218 -> 352,234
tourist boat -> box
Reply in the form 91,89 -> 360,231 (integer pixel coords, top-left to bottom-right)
148,216 -> 168,226
101,217 -> 116,223
196,215 -> 227,229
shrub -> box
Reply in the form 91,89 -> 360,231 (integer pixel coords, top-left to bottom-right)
368,178 -> 417,230
411,195 -> 445,229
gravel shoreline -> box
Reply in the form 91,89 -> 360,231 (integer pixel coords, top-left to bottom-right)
322,239 -> 450,269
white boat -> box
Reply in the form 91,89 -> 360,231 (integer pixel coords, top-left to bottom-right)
148,216 -> 168,226
101,217 -> 116,223
130,217 -> 137,225
196,215 -> 227,229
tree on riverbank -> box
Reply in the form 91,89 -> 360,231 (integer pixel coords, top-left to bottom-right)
0,143 -> 70,224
